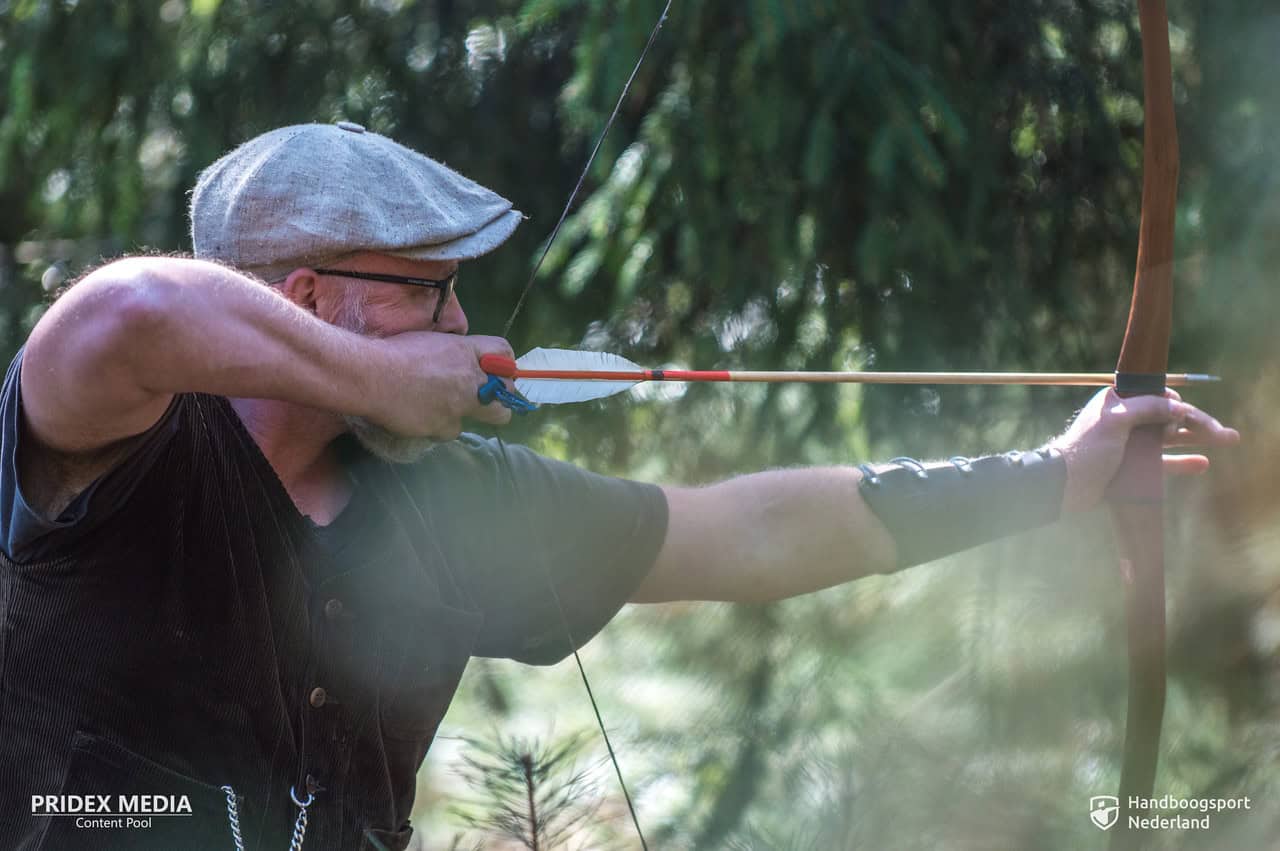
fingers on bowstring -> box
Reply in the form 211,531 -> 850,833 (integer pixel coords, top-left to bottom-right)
486,405 -> 515,426
475,396 -> 515,426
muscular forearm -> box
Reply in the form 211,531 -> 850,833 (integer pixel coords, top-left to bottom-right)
25,255 -> 513,453
81,257 -> 385,417
23,256 -> 402,454
636,467 -> 897,604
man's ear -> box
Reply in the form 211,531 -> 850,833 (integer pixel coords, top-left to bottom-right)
277,268 -> 319,313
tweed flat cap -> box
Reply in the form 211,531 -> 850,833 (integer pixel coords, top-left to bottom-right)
190,121 -> 523,280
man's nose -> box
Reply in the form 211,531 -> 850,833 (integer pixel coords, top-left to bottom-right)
434,294 -> 468,335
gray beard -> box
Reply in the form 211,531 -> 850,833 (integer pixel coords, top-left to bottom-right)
334,293 -> 437,465
342,413 -> 436,465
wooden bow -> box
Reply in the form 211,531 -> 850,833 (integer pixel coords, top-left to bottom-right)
1108,2 -> 1179,848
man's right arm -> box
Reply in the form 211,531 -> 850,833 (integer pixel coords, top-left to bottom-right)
22,256 -> 509,455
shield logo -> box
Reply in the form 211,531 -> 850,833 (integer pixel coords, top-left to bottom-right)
1090,795 -> 1120,830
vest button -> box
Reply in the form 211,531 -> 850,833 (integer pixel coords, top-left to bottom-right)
309,687 -> 328,708
324,598 -> 344,620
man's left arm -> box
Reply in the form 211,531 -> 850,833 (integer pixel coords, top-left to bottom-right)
635,467 -> 896,603
634,389 -> 1239,604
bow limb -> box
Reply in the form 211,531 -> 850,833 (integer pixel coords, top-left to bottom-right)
1109,2 -> 1179,848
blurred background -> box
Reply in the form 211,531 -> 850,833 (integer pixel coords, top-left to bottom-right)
2,0 -> 1277,847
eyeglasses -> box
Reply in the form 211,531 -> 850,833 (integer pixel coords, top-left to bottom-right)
312,268 -> 458,324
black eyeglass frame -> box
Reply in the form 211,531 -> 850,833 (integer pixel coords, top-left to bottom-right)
311,267 -> 458,324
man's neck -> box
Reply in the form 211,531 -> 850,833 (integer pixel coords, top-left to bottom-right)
229,397 -> 352,524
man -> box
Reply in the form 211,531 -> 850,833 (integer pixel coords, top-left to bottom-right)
0,121 -> 1237,850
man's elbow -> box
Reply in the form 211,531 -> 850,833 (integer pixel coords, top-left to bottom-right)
24,259 -> 183,408
79,258 -> 183,329
48,259 -> 178,348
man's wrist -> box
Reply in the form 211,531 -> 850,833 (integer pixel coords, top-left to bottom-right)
857,448 -> 1067,571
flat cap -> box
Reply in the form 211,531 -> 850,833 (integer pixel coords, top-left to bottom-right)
190,121 -> 522,280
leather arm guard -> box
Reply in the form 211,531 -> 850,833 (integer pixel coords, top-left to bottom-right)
857,449 -> 1067,570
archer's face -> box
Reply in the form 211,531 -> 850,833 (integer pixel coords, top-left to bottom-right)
315,251 -> 468,337
294,251 -> 470,463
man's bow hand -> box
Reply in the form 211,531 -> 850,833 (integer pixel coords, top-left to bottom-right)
1050,388 -> 1240,514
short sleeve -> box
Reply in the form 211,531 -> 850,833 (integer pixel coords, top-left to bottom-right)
0,347 -> 185,563
402,435 -> 668,665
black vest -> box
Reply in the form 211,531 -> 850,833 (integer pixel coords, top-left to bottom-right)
0,393 -> 480,851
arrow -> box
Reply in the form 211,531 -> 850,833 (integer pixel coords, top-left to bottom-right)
479,348 -> 1217,407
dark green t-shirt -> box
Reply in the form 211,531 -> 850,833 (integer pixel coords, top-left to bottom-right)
0,346 -> 668,662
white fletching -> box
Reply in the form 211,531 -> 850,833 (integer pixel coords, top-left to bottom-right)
514,347 -> 643,404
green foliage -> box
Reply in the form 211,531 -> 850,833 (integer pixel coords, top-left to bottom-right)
449,733 -> 604,849
0,0 -> 587,342
3,1 -> 1276,848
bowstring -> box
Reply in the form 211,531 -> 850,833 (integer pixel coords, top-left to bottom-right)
494,439 -> 648,850
502,0 -> 673,339
495,4 -> 673,848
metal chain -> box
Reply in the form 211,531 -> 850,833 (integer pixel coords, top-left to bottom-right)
287,786 -> 313,851
220,786 -> 245,851
220,784 -> 313,851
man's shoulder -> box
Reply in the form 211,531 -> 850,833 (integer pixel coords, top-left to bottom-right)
435,431 -> 500,456
394,433 -> 510,487
391,434 -> 571,502
417,432 -> 516,468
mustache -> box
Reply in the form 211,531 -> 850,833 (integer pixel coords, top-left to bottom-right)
332,293 -> 438,464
